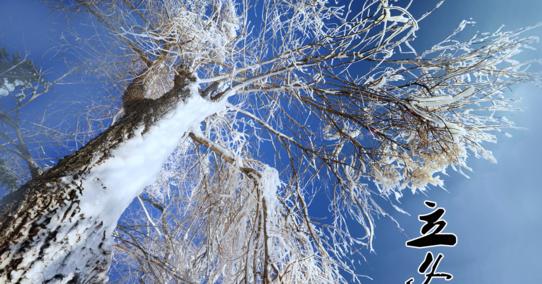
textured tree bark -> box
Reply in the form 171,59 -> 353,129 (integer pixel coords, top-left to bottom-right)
0,74 -> 199,283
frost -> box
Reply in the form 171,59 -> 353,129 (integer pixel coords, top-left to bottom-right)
119,0 -> 241,69
260,165 -> 282,217
442,121 -> 467,139
366,71 -> 405,88
411,87 -> 475,110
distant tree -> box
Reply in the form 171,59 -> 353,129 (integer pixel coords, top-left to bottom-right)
0,49 -> 74,192
0,0 -> 538,283
0,49 -> 47,189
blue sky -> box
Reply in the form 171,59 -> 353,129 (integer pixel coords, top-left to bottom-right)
1,1 -> 541,283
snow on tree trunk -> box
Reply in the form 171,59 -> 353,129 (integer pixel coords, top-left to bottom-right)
0,76 -> 224,283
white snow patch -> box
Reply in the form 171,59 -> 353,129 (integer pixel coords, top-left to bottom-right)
411,86 -> 475,110
261,165 -> 282,217
79,90 -> 225,231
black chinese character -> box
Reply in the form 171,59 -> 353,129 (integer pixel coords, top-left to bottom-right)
405,252 -> 453,284
406,200 -> 457,248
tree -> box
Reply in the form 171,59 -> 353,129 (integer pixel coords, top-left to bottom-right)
0,49 -> 48,188
0,0 -> 538,283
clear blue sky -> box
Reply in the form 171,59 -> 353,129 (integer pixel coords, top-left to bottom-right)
1,1 -> 541,283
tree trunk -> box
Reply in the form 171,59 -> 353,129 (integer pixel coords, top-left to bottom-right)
0,74 -> 222,283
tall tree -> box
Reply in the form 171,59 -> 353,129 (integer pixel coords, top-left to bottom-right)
0,0 -> 538,283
